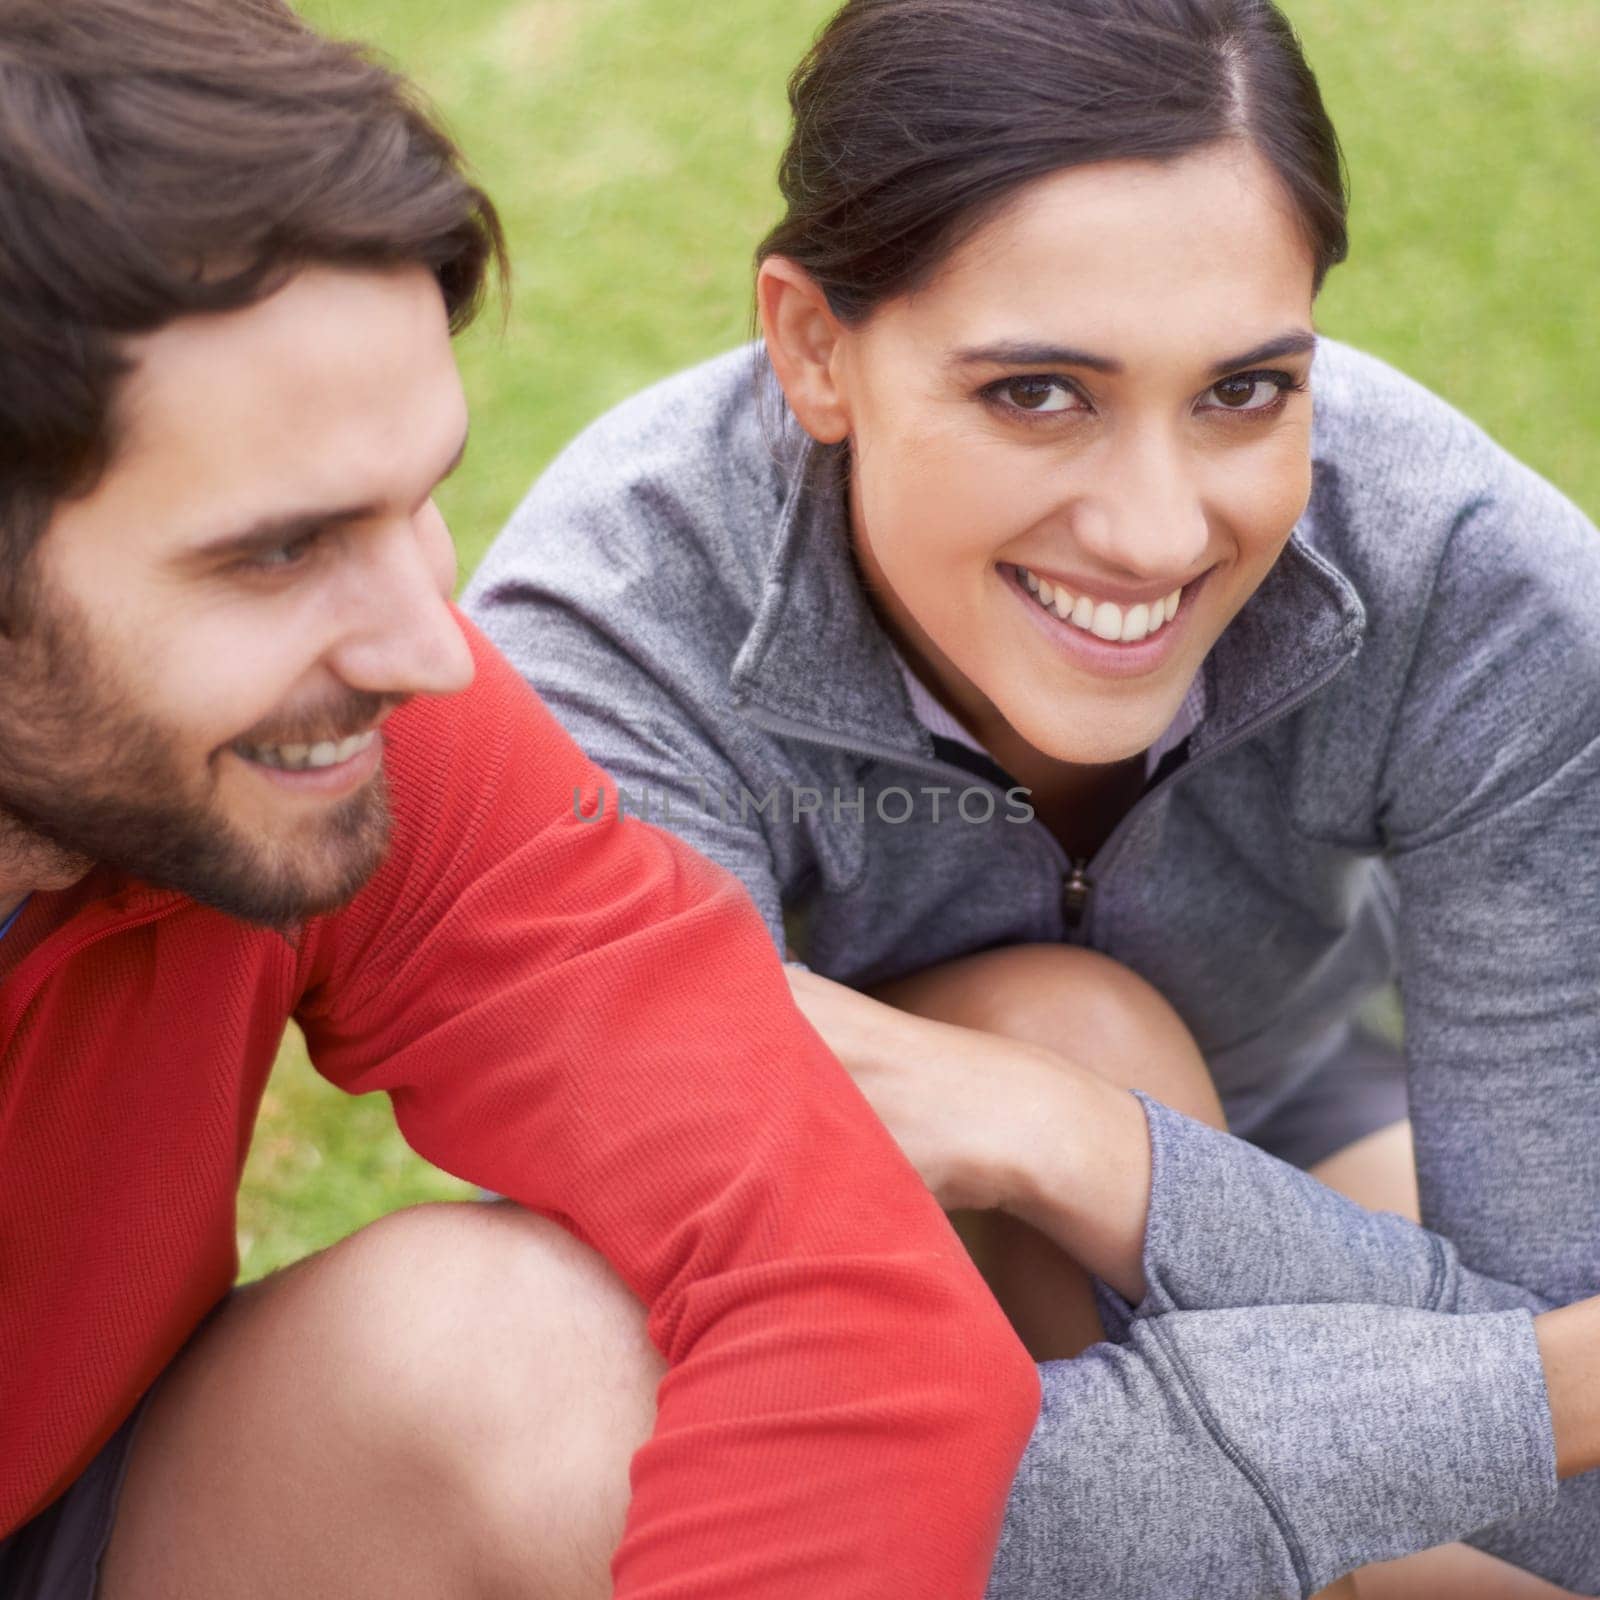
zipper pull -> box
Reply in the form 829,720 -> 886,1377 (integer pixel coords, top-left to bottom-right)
1061,859 -> 1094,930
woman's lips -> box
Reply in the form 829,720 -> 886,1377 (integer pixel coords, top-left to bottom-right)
1003,560 -> 1208,677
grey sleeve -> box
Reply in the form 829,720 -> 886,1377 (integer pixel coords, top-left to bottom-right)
462,513 -> 792,954
1040,1091 -> 1587,1596
1367,481 -> 1600,1582
988,1290 -> 1554,1600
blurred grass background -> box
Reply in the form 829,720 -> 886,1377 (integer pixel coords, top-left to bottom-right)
239,0 -> 1600,1280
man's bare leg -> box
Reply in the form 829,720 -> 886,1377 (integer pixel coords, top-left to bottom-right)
101,1200 -> 663,1600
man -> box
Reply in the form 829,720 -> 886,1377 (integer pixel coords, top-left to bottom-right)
0,3 -> 1041,1595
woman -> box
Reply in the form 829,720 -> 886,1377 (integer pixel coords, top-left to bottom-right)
464,1 -> 1600,1593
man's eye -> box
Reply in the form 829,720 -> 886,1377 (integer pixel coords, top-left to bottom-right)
245,533 -> 319,573
990,376 -> 1081,415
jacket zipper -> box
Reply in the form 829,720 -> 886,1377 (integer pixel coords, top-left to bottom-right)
1052,645 -> 1364,939
1060,858 -> 1095,930
741,639 -> 1359,947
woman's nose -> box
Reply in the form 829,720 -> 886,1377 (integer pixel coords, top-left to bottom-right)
1069,431 -> 1210,582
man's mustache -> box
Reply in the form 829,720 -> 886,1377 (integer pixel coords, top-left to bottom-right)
233,691 -> 403,751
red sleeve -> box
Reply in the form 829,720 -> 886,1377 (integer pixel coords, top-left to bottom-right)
296,613 -> 1040,1599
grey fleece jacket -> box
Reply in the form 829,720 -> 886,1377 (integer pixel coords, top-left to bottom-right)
464,337 -> 1600,1596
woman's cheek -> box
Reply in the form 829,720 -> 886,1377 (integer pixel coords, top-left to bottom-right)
906,433 -> 1022,550
1215,433 -> 1313,571
1262,414 -> 1315,521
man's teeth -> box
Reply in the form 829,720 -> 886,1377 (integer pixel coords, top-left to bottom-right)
1016,566 -> 1183,642
244,730 -> 378,771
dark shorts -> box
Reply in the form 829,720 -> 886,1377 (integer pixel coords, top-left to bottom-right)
1241,1014 -> 1410,1171
0,1392 -> 155,1600
0,1293 -> 231,1600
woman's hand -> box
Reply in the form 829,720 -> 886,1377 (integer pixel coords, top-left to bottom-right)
782,950 -> 1192,1304
782,963 -> 1072,1214
781,964 -> 1156,1307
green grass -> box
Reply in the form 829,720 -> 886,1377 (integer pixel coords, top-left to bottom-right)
238,0 -> 1600,1282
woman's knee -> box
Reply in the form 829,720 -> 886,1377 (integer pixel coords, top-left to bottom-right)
873,943 -> 1226,1130
1309,1120 -> 1421,1223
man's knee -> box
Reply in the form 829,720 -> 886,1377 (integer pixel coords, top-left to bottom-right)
314,1201 -> 661,1477
327,1203 -> 661,1590
111,1202 -> 662,1598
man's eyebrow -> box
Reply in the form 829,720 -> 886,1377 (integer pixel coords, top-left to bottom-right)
947,330 -> 1319,381
189,425 -> 471,564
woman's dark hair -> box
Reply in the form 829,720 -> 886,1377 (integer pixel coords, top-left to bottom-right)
0,0 -> 507,629
758,0 -> 1348,324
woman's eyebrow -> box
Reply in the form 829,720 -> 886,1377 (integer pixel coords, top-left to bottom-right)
947,330 -> 1318,379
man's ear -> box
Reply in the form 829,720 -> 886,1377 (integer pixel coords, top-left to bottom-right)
756,258 -> 852,445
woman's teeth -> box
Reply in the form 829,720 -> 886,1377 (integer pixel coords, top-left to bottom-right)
1015,565 -> 1182,643
243,730 -> 378,771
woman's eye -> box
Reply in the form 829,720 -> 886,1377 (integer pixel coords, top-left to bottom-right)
1205,374 -> 1288,413
979,376 -> 1081,416
996,376 -> 1080,414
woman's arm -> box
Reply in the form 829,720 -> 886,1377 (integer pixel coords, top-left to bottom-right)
787,953 -> 1600,1480
785,958 -> 1594,1597
994,1033 -> 1600,1481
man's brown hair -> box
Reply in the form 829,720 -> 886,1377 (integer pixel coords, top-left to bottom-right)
0,0 -> 507,627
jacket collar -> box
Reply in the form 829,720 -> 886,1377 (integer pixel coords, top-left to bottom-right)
729,441 -> 938,760
729,435 -> 1367,760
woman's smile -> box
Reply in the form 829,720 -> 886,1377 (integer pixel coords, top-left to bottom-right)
1001,560 -> 1212,680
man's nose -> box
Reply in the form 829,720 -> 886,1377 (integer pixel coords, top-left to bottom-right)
326,515 -> 475,699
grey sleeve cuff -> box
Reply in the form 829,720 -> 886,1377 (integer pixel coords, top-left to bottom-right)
1123,1089 -> 1549,1319
1467,1469 -> 1600,1588
1069,1090 -> 1586,1594
990,1305 -> 1559,1600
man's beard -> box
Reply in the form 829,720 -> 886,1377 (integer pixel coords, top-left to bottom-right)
0,581 -> 394,929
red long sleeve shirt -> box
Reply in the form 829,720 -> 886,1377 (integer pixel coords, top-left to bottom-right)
0,615 -> 1038,1596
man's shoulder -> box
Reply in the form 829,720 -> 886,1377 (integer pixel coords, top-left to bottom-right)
380,609 -> 561,803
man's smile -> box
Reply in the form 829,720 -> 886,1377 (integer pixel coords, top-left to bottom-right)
234,728 -> 380,772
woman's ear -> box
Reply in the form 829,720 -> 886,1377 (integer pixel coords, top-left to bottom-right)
756,258 -> 852,445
